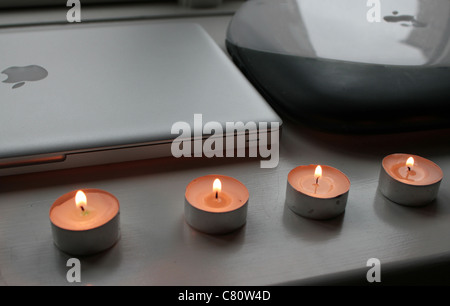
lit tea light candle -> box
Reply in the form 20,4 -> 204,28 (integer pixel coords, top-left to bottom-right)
184,175 -> 249,234
286,165 -> 350,220
50,189 -> 120,256
378,153 -> 443,206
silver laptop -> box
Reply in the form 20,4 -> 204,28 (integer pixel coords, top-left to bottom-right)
0,22 -> 282,176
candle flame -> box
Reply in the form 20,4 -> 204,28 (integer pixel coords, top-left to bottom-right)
406,157 -> 414,168
213,179 -> 222,193
75,190 -> 87,210
314,165 -> 322,180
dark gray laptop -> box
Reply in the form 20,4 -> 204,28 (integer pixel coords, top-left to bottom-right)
0,22 -> 282,176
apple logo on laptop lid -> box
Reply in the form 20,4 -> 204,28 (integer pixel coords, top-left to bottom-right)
384,11 -> 427,28
2,65 -> 48,89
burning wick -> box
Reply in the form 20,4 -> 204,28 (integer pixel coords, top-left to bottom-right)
313,165 -> 322,194
213,179 -> 222,200
406,157 -> 414,172
406,157 -> 414,179
314,165 -> 322,185
75,190 -> 87,213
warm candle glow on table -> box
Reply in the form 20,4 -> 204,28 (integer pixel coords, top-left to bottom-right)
379,153 -> 443,206
289,165 -> 349,199
50,189 -> 120,255
184,175 -> 249,234
286,165 -> 350,220
50,189 -> 118,231
383,154 -> 442,186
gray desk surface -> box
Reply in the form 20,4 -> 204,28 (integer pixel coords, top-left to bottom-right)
1,12 -> 450,286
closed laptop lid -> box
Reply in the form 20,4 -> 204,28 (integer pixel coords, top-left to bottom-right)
0,22 -> 281,160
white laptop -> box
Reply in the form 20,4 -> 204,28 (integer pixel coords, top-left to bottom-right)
0,22 -> 282,176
